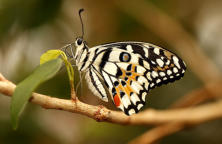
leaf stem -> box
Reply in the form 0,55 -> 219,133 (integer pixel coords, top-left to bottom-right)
70,80 -> 77,101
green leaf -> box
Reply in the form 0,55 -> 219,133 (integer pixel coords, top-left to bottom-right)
11,58 -> 63,130
40,50 -> 64,64
40,49 -> 74,82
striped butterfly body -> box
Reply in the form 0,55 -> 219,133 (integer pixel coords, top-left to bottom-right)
71,38 -> 186,115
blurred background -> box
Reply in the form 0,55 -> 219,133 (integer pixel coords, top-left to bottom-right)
0,0 -> 222,143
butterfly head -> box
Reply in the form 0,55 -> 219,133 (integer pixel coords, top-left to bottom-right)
74,37 -> 88,62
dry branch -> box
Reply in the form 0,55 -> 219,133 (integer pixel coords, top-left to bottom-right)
0,73 -> 222,127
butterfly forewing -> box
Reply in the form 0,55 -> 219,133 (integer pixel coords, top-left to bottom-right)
82,42 -> 186,115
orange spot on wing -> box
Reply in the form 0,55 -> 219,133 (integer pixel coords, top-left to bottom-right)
131,73 -> 139,80
113,94 -> 121,107
115,86 -> 120,94
154,65 -> 173,72
164,65 -> 169,69
164,51 -> 173,59
132,64 -> 136,72
125,84 -> 134,96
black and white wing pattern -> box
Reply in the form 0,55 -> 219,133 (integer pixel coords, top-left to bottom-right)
85,42 -> 186,115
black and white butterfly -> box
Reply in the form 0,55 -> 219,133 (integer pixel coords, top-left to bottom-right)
65,9 -> 186,115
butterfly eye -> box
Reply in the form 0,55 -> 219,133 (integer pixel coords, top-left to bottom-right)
76,38 -> 83,46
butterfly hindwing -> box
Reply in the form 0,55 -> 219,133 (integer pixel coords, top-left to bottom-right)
99,62 -> 148,115
85,66 -> 108,102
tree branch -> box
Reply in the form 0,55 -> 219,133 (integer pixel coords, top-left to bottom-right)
1,72 -> 222,127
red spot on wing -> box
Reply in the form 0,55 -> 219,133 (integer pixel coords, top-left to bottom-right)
113,94 -> 121,107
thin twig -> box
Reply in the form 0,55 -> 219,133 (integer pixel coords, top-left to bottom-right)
70,80 -> 77,101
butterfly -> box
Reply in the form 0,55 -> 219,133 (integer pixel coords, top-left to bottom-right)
65,9 -> 186,115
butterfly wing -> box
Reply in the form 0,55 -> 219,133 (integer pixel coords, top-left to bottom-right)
85,66 -> 108,102
88,42 -> 186,115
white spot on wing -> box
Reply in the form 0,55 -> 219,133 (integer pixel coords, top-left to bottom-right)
152,71 -> 158,78
130,55 -> 139,63
151,61 -> 156,65
136,66 -> 146,73
144,49 -> 149,57
119,104 -> 124,111
156,79 -> 161,84
159,72 -> 165,77
104,62 -> 118,76
137,76 -> 147,84
122,95 -> 131,108
137,76 -> 149,90
126,45 -> 133,52
128,109 -> 136,115
116,63 -> 129,70
146,72 -> 152,81
143,61 -> 150,69
126,45 -> 132,50
154,48 -> 160,55
142,92 -> 146,101
167,70 -> 172,75
137,104 -> 143,110
108,50 -> 125,62
131,93 -> 140,105
131,81 -> 143,94
173,56 -> 181,69
166,60 -> 170,65
161,56 -> 164,60
156,59 -> 164,67
173,67 -> 178,73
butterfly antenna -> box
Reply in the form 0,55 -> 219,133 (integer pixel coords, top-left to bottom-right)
79,8 -> 85,38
